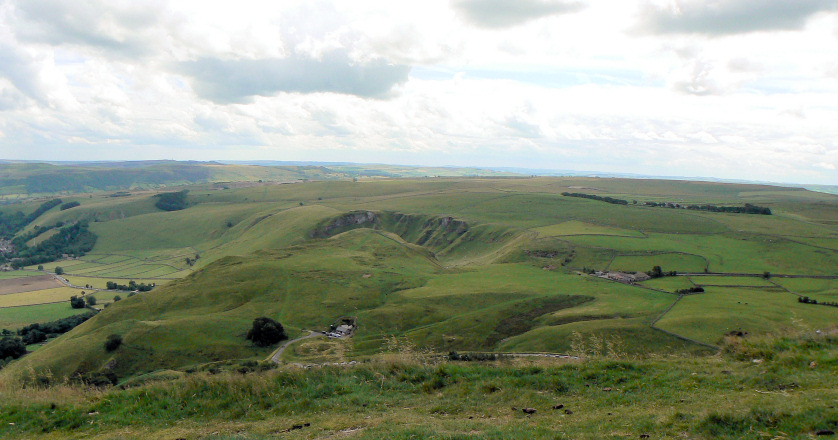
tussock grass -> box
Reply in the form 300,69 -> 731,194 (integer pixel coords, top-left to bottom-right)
0,329 -> 835,439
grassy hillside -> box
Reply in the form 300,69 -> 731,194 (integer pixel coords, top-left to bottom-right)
0,328 -> 836,439
1,176 -> 836,385
0,161 -> 517,198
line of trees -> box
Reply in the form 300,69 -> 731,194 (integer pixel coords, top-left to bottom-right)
644,201 -> 771,215
106,280 -> 154,292
685,203 -> 771,215
60,201 -> 80,210
798,296 -> 838,308
561,192 -> 628,205
676,286 -> 705,294
15,312 -> 96,345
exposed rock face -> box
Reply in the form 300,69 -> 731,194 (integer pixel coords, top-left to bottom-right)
311,211 -> 470,252
311,211 -> 379,238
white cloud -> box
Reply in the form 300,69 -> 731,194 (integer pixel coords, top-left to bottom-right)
452,0 -> 584,29
175,50 -> 410,103
637,0 -> 838,36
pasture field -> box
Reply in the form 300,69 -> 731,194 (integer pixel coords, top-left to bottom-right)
654,286 -> 837,344
0,271 -> 40,280
532,220 -> 644,238
37,255 -> 185,278
62,276 -> 170,290
608,252 -> 707,273
774,277 -> 838,301
638,276 -> 696,292
0,287 -> 81,308
563,232 -> 838,275
687,275 -> 774,287
0,302 -> 91,330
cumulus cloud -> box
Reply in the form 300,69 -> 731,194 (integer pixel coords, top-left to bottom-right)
175,50 -> 410,103
638,0 -> 838,36
10,0 -> 170,56
452,0 -> 583,29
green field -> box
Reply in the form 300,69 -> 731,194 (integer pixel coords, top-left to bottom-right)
0,287 -> 81,308
62,276 -> 170,290
0,271 -> 40,280
774,277 -> 838,301
655,286 -> 837,344
0,302 -> 91,330
687,275 -> 774,287
533,220 -> 645,238
639,276 -> 696,292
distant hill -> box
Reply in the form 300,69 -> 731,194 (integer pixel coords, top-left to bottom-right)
0,161 -> 518,197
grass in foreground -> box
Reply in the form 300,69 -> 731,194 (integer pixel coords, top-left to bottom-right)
0,328 -> 835,439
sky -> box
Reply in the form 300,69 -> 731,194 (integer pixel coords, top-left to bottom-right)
0,0 -> 837,184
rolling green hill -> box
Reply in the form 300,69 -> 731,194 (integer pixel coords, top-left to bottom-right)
2,176 -> 836,385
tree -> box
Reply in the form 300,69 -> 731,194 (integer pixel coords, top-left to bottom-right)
104,334 -> 122,352
0,337 -> 26,360
54,266 -> 64,275
70,296 -> 85,309
647,265 -> 664,279
113,295 -> 121,302
37,265 -> 43,271
85,295 -> 97,306
246,317 -> 288,347
762,271 -> 771,279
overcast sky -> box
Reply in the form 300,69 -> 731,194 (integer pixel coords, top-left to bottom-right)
0,0 -> 837,184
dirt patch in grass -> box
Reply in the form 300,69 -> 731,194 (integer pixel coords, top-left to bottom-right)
0,275 -> 62,295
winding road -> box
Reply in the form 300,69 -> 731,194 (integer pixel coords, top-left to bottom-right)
270,331 -> 325,363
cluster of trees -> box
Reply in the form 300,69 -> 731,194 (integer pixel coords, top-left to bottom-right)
0,336 -> 27,363
70,295 -> 96,308
16,312 -> 95,345
246,317 -> 287,347
798,296 -> 838,308
106,280 -> 154,292
59,201 -> 80,210
561,192 -> 628,205
185,253 -> 200,266
153,190 -> 189,211
647,266 -> 677,279
9,221 -> 97,268
676,286 -> 705,294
